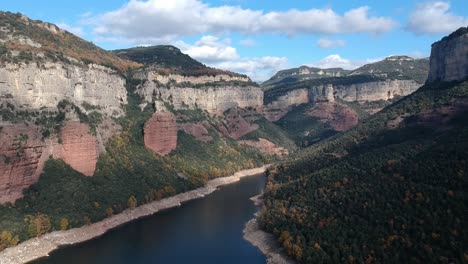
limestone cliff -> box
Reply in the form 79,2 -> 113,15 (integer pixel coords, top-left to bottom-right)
332,80 -> 420,102
0,62 -> 127,117
135,71 -> 263,115
427,27 -> 468,83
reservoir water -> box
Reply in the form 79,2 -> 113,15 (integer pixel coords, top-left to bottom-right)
32,174 -> 267,264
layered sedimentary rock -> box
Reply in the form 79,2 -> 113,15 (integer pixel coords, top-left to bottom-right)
60,122 -> 98,176
264,79 -> 420,121
307,102 -> 359,131
217,108 -> 260,139
263,89 -> 309,121
178,122 -> 212,142
0,124 -> 45,203
0,62 -> 127,116
427,27 -> 468,83
332,80 -> 420,102
144,112 -> 177,155
134,71 -> 263,115
146,72 -> 250,85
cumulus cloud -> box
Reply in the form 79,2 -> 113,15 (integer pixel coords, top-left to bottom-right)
407,1 -> 468,34
177,35 -> 287,82
179,35 -> 239,63
90,0 -> 396,42
317,38 -> 346,49
215,56 -> 289,82
308,54 -> 380,70
56,23 -> 85,37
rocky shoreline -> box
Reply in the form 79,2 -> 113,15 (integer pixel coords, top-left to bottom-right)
243,195 -> 295,264
0,166 -> 268,264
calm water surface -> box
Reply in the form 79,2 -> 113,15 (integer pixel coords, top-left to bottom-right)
33,174 -> 266,264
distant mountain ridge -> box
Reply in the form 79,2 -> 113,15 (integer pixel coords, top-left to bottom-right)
263,55 -> 429,88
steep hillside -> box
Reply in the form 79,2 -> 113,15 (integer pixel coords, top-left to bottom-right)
0,12 -> 297,252
350,56 -> 429,83
0,12 -> 141,72
258,29 -> 468,263
262,66 -> 349,88
261,55 -> 429,147
114,46 -> 263,115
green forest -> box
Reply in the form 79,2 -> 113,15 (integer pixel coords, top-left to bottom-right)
259,80 -> 468,263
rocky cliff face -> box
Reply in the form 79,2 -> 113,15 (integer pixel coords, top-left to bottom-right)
0,120 -> 104,203
0,124 -> 45,203
0,62 -> 127,117
427,27 -> 468,83
144,111 -> 177,155
333,80 -> 420,102
136,71 -> 263,115
59,122 -> 98,176
264,79 -> 420,120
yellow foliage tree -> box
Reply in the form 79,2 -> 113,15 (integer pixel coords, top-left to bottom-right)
59,218 -> 69,231
127,195 -> 138,209
28,214 -> 51,237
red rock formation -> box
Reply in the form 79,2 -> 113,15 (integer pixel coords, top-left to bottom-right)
239,138 -> 288,156
263,106 -> 290,122
144,112 -> 177,155
0,124 -> 44,203
60,122 -> 98,176
307,102 -> 359,131
178,122 -> 212,142
217,108 -> 259,139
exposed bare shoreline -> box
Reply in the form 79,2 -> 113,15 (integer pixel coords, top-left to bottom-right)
243,195 -> 295,264
0,166 -> 268,264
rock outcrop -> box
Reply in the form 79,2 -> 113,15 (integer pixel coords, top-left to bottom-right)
332,80 -> 420,102
427,27 -> 468,83
0,62 -> 127,117
307,102 -> 359,131
0,124 -> 45,203
177,122 -> 212,142
217,108 -> 260,139
134,70 -> 263,115
60,122 -> 98,176
144,112 -> 177,155
264,79 -> 420,121
239,138 -> 288,156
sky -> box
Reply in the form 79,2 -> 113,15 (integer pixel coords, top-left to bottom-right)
2,0 -> 467,81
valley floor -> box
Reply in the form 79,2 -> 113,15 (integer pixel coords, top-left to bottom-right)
0,166 -> 268,264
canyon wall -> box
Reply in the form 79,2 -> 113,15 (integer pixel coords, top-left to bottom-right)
0,121 -> 99,203
332,80 -> 420,102
427,28 -> 468,83
264,79 -> 421,121
0,62 -> 127,116
135,71 -> 263,115
144,111 -> 177,156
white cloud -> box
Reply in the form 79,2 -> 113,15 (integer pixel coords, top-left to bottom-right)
177,35 -> 287,82
407,1 -> 468,34
317,38 -> 346,49
180,35 -> 239,63
90,0 -> 396,42
56,23 -> 85,37
239,39 -> 256,46
215,56 -> 289,82
308,54 -> 380,70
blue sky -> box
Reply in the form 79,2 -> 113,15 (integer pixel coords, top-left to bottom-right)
2,0 -> 467,81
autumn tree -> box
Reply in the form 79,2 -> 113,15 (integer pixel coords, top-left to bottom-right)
28,214 -> 52,237
127,195 -> 137,209
59,218 -> 69,231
